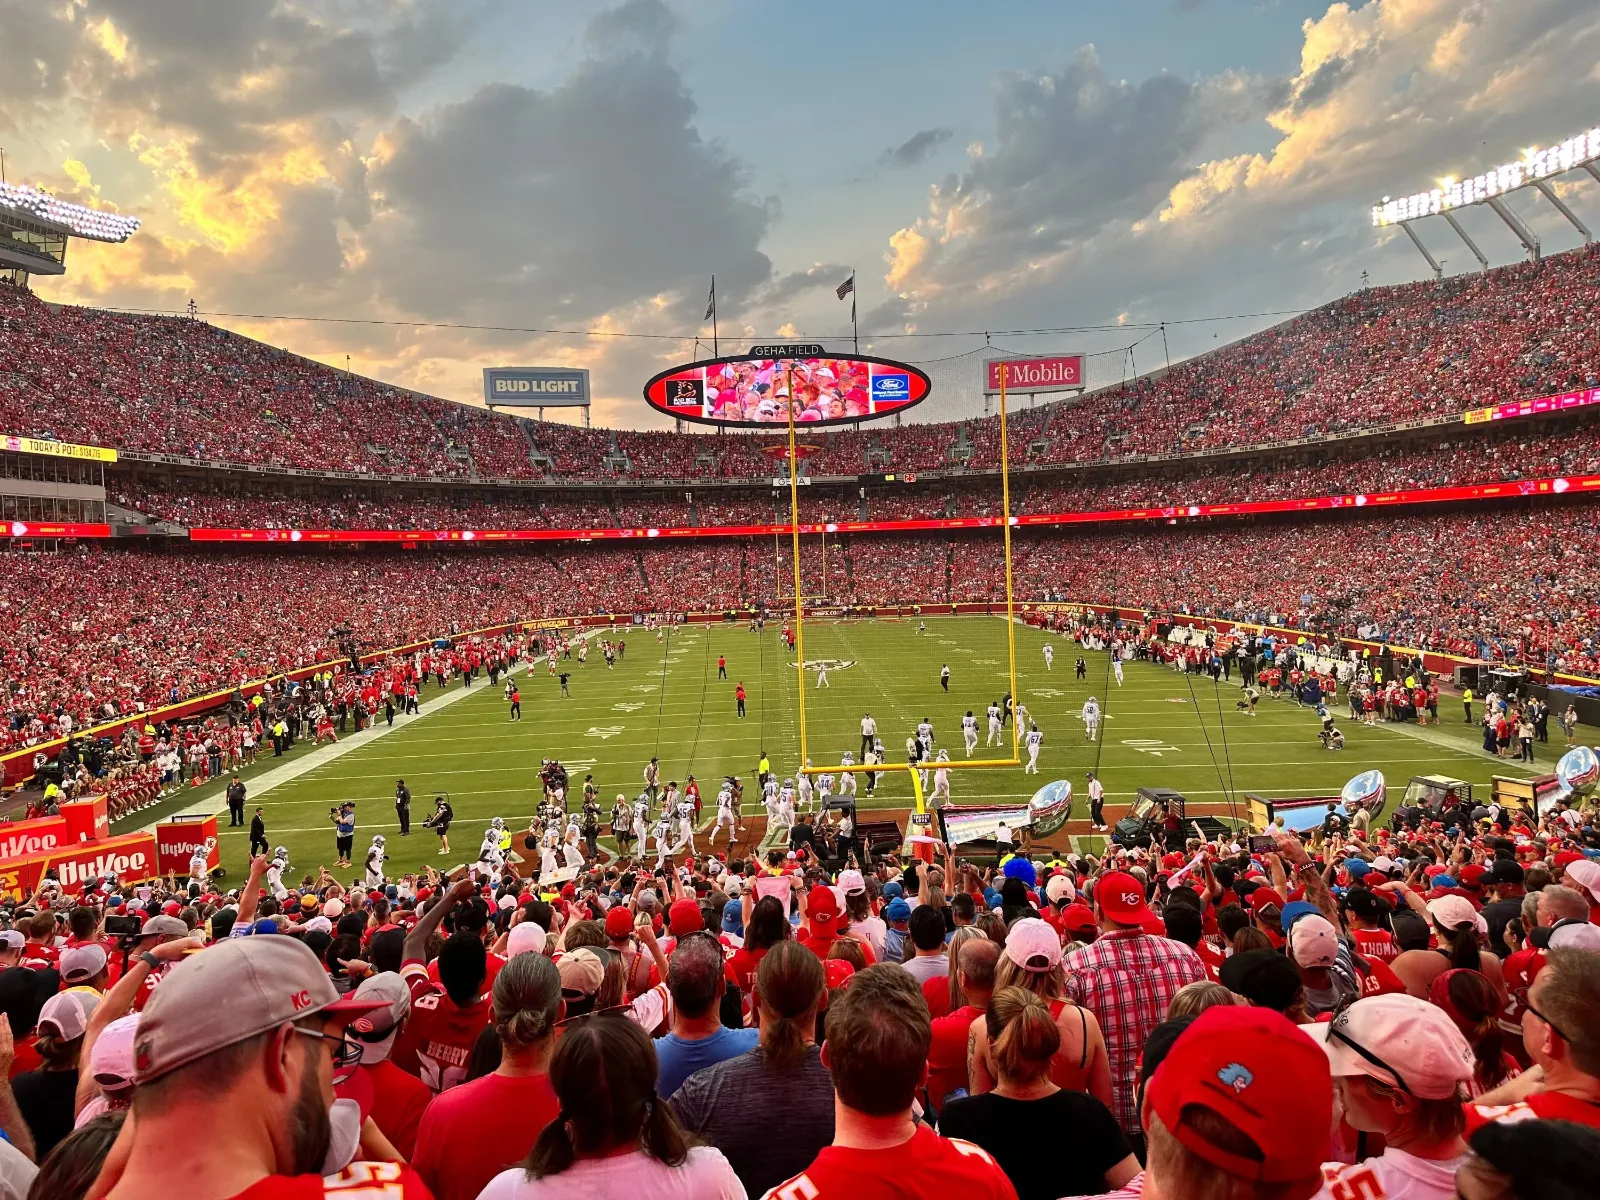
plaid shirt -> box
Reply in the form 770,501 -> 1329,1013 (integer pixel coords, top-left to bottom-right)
1063,929 -> 1207,1134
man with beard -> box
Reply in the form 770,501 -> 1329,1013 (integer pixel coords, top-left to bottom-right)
93,936 -> 430,1200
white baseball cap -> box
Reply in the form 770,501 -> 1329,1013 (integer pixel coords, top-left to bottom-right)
1302,994 -> 1474,1100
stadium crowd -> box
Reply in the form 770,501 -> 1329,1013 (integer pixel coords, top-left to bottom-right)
3,494 -> 1597,754
100,417 -> 1600,533
0,779 -> 1596,1200
6,246 -> 1600,485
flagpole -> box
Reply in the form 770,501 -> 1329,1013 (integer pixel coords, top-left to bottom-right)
851,269 -> 859,353
710,275 -> 718,357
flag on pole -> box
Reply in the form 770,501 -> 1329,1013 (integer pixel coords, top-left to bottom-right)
704,278 -> 716,321
835,274 -> 854,300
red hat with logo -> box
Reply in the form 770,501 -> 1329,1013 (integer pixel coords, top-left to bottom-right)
1093,871 -> 1152,925
668,898 -> 703,937
823,958 -> 855,990
1147,1005 -> 1333,1185
807,886 -> 843,932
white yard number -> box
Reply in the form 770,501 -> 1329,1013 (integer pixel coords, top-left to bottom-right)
1122,738 -> 1180,757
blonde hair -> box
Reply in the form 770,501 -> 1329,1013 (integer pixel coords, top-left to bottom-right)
993,950 -> 1067,1002
1166,981 -> 1242,1020
1146,1110 -> 1310,1200
984,986 -> 1061,1083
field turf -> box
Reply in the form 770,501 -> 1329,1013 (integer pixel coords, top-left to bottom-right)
119,617 -> 1559,884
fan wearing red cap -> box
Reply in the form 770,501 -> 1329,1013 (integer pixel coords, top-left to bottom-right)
798,885 -> 876,964
92,937 -> 432,1200
1142,1006 -> 1333,1199
1064,871 -> 1207,1137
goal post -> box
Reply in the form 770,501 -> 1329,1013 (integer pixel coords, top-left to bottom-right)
788,361 -> 1024,812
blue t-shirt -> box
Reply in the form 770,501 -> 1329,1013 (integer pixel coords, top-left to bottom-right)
654,1026 -> 759,1098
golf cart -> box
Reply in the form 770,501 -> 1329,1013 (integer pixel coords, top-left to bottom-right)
1402,775 -> 1472,812
1112,787 -> 1231,850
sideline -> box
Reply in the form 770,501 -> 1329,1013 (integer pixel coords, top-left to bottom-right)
137,651 -> 564,829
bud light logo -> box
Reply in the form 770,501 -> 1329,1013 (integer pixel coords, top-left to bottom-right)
871,374 -> 910,402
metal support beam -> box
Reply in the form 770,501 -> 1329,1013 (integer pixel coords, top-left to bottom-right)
1534,179 -> 1593,244
1585,163 -> 1600,187
1441,211 -> 1490,272
1399,222 -> 1443,279
1486,196 -> 1540,261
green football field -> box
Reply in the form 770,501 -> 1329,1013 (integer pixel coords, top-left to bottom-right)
119,616 -> 1562,884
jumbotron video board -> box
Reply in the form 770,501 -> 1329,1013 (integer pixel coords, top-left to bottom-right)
643,345 -> 931,427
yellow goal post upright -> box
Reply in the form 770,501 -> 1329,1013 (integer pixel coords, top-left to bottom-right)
788,362 -> 1023,821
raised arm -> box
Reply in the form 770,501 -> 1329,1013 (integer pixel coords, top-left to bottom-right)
402,876 -> 477,963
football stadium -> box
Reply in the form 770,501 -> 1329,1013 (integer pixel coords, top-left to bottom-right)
1,4 -> 1599,1199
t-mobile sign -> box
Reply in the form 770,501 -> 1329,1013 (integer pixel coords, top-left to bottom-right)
984,355 -> 1085,394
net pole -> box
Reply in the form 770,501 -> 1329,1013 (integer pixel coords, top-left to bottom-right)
786,367 -> 809,768
999,361 -> 1021,762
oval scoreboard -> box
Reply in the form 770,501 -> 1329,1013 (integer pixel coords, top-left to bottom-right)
644,349 -> 932,427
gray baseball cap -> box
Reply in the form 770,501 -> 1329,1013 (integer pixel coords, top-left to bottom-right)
135,937 -> 383,1083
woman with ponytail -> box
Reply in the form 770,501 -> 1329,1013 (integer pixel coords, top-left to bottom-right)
672,941 -> 834,1197
939,986 -> 1139,1200
480,1013 -> 743,1199
1388,891 -> 1508,1010
1429,969 -> 1520,1096
414,952 -> 565,1200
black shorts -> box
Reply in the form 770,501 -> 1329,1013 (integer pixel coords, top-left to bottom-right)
336,835 -> 353,857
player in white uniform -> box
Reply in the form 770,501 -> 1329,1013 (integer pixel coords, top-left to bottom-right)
188,838 -> 214,892
930,751 -> 951,804
772,780 -> 796,843
762,775 -> 780,821
562,826 -> 586,869
796,765 -> 814,814
916,718 -> 934,758
1025,724 -> 1044,774
987,702 -> 1004,747
1081,696 -> 1101,741
815,661 -> 829,688
631,794 -> 650,846
1113,655 -> 1124,686
837,753 -> 857,797
962,710 -> 980,756
815,771 -> 835,807
365,835 -> 388,886
651,812 -> 675,867
713,784 -> 741,845
539,829 -> 560,879
1043,644 -> 1054,670
675,795 -> 697,854
1014,701 -> 1030,732
265,847 -> 290,901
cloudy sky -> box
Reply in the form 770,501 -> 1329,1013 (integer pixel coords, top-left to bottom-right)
5,0 -> 1600,427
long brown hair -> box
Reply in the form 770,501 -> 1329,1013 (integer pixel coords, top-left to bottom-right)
523,1015 -> 690,1178
985,986 -> 1061,1084
757,941 -> 825,1069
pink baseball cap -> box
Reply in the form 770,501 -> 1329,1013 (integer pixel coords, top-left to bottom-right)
1288,914 -> 1339,969
1425,894 -> 1488,935
91,1014 -> 141,1089
1004,917 -> 1063,972
1301,993 -> 1474,1100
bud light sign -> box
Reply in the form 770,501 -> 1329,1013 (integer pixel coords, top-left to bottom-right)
482,367 -> 591,408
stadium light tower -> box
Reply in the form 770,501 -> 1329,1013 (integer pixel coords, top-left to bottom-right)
0,181 -> 140,287
1372,123 -> 1600,274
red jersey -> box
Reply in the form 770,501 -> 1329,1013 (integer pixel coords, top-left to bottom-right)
1194,939 -> 1226,983
764,1123 -> 1017,1199
412,1071 -> 559,1200
1351,927 -> 1400,965
394,960 -> 491,1094
222,1162 -> 433,1200
1464,1091 -> 1600,1133
361,1058 -> 432,1161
